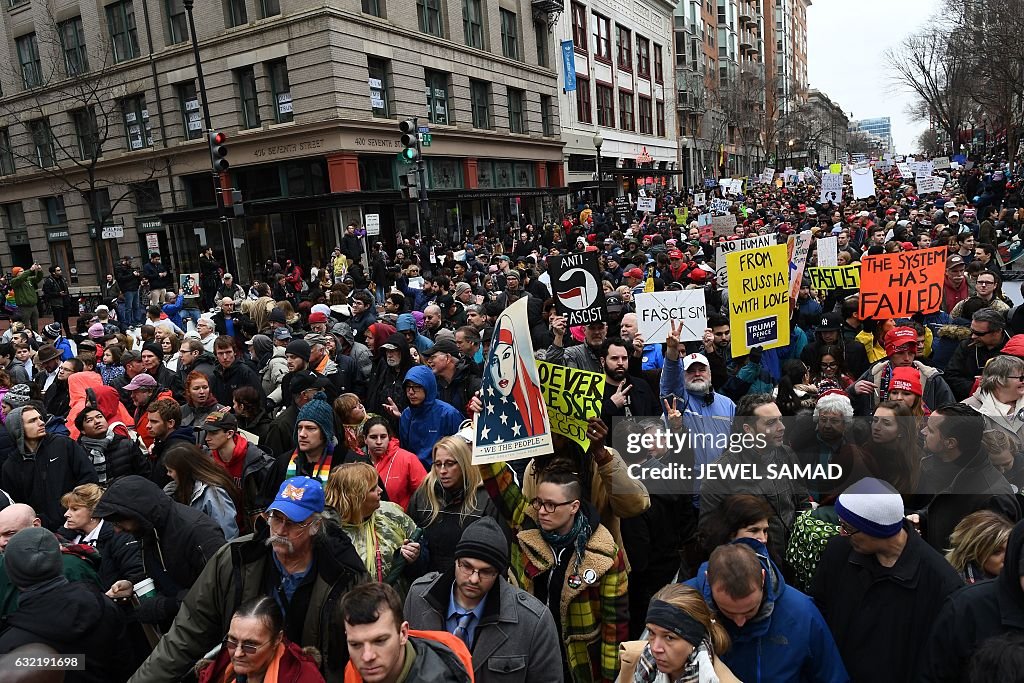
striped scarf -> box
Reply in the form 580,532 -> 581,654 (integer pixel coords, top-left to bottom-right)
284,444 -> 334,483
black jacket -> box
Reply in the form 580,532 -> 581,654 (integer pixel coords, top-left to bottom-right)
211,359 -> 265,407
59,519 -> 146,589
365,333 -> 414,420
78,432 -> 150,485
919,520 -> 1024,683
177,351 -> 217,387
148,426 -> 196,489
114,263 -> 141,292
41,274 -> 70,309
1,433 -> 98,530
212,310 -> 255,343
944,336 -> 1007,400
0,579 -> 126,683
811,523 -> 963,683
93,476 -> 226,622
151,365 -> 185,404
599,373 -> 659,426
435,359 -> 482,417
800,335 -> 870,380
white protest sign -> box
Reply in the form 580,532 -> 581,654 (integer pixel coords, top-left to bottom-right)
638,188 -> 647,198
716,234 -> 774,287
912,161 -> 934,178
635,290 -> 708,344
710,198 -> 731,214
760,168 -> 775,184
817,236 -> 838,267
711,214 -> 738,233
850,167 -> 875,199
694,192 -> 706,207
637,197 -> 656,212
896,163 -> 914,179
784,170 -> 799,187
365,213 -> 380,236
730,178 -> 744,195
915,175 -> 946,195
819,173 -> 843,204
931,156 -> 950,170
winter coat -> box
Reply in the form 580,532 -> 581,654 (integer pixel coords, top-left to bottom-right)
848,360 -> 956,417
365,333 -> 413,419
162,293 -> 185,329
114,262 -> 141,292
919,519 -> 1024,683
1,414 -> 98,530
42,274 -> 70,309
180,400 -> 228,431
212,358 -> 265,407
148,426 -> 195,489
262,346 -> 290,398
165,480 -> 239,540
9,268 -> 43,307
931,323 -> 971,369
372,438 -> 427,510
126,522 -> 366,683
4,359 -> 29,386
545,341 -> 603,373
198,638 -> 326,683
659,355 -> 736,470
331,500 -> 425,594
962,391 -> 1024,443
435,359 -> 483,417
801,335 -> 870,379
212,310 -> 255,342
408,482 -> 503,575
77,431 -> 149,485
176,351 -> 218,387
59,518 -> 145,589
945,335 -> 1008,400
343,631 -> 473,683
398,365 -> 464,469
396,313 -> 433,352
811,523 -> 962,683
93,476 -> 226,617
686,538 -> 848,683
217,435 -> 276,516
0,579 -> 125,683
404,570 -> 563,683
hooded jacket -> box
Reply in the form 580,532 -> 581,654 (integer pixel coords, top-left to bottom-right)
397,314 -> 433,353
127,522 -> 366,683
262,345 -> 290,400
59,518 -> 145,590
399,366 -> 464,469
919,520 -> 1024,683
9,268 -> 43,307
2,406 -> 99,530
371,437 -> 427,510
800,331 -> 870,379
366,333 -> 414,419
67,379 -> 135,440
149,424 -> 196,489
434,358 -> 482,418
212,357 -> 265,407
686,538 -> 848,683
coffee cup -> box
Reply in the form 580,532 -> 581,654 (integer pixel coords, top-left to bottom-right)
133,577 -> 157,600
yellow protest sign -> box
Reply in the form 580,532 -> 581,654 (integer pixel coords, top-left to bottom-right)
727,244 -> 790,356
675,207 -> 689,225
808,266 -> 861,291
829,163 -> 843,175
536,360 -> 605,450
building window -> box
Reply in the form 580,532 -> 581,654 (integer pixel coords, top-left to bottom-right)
470,79 -> 491,129
59,17 -> 89,76
500,9 -> 519,59
166,0 -> 187,44
132,181 -> 163,213
507,88 -> 525,133
0,129 -> 14,175
425,70 -> 450,125
367,58 -> 392,118
653,43 -> 664,83
619,90 -> 634,130
596,83 -> 613,127
616,25 -> 631,72
361,0 -> 381,15
593,13 -> 611,60
636,36 -> 650,79
417,0 -> 443,37
571,2 -> 587,51
71,108 -> 99,160
462,0 -> 484,48
656,100 -> 665,136
638,96 -> 652,134
576,77 -> 592,124
226,0 -> 248,26
121,95 -> 152,150
237,67 -> 261,129
3,203 -> 26,232
41,196 -> 67,226
177,82 -> 203,140
534,20 -> 549,67
107,1 -> 140,62
29,119 -> 54,168
16,34 -> 42,89
85,189 -> 113,223
267,60 -> 292,123
541,94 -> 554,136
261,0 -> 280,17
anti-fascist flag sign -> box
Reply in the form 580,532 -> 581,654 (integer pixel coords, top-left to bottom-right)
549,252 -> 607,326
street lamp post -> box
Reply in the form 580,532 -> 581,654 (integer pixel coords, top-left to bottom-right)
593,134 -> 604,208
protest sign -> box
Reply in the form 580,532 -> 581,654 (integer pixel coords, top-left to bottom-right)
915,175 -> 945,195
896,162 -> 914,179
716,233 -> 774,288
697,213 -> 713,227
858,245 -> 946,319
819,173 -> 843,204
730,178 -> 744,195
727,244 -> 790,356
912,160 -> 934,177
710,198 -> 731,214
788,232 -> 813,303
675,207 -> 688,225
637,197 -> 656,212
704,177 -> 718,188
760,168 -> 775,184
699,223 -> 714,240
851,167 -> 875,199
816,237 -> 838,267
694,192 -> 706,207
473,297 -> 553,463
784,170 -> 799,187
711,214 -> 738,233
829,163 -> 843,175
179,273 -> 200,295
549,252 -> 607,326
613,196 -> 630,218
634,290 -> 707,344
932,156 -> 950,170
536,361 -> 604,450
808,266 -> 861,291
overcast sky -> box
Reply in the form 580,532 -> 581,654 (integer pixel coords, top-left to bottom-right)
806,0 -> 942,154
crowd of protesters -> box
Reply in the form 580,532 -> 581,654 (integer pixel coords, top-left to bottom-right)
0,157 -> 1023,682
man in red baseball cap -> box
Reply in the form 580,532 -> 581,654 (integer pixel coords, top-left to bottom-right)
849,326 -> 955,416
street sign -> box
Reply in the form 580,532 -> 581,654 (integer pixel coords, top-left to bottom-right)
101,225 -> 125,240
365,214 -> 380,236
418,125 -> 430,133
420,133 -> 432,147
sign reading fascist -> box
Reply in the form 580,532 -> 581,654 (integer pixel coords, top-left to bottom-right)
549,252 -> 607,326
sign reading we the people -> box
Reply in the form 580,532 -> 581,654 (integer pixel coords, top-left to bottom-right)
858,245 -> 946,319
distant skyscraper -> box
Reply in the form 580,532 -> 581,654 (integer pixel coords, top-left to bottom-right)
850,117 -> 894,153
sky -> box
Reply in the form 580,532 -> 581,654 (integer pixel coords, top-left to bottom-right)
806,0 -> 942,154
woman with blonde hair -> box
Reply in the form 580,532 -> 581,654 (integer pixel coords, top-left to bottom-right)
619,583 -> 738,682
946,509 -> 1014,584
323,462 -> 425,594
333,393 -> 374,453
59,483 -> 144,589
407,435 -> 502,574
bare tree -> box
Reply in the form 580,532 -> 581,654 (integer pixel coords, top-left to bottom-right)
916,127 -> 942,156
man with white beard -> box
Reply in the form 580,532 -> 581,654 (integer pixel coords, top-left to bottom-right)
619,312 -> 664,371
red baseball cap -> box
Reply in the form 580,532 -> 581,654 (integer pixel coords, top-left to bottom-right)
890,366 -> 923,396
884,326 -> 918,356
624,267 -> 645,279
668,249 -> 685,259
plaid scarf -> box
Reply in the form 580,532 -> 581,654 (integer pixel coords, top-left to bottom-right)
632,640 -> 719,683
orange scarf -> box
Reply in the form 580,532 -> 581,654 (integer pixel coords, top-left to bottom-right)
221,643 -> 285,683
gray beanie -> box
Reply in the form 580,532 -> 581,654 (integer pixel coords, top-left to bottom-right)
3,384 -> 32,409
455,517 -> 509,576
5,527 -> 62,589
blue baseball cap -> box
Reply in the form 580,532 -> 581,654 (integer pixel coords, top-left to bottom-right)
266,477 -> 325,522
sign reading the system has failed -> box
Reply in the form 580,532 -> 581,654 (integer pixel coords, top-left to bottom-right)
726,244 -> 790,356
549,252 -> 607,326
858,245 -> 946,319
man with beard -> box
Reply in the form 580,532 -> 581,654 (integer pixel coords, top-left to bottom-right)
546,317 -> 607,372
210,335 -> 265,407
598,338 -> 657,436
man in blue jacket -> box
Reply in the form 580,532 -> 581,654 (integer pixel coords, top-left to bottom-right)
385,365 -> 462,470
686,538 -> 848,683
397,313 -> 433,355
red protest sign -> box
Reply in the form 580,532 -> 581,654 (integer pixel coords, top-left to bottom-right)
858,245 -> 946,319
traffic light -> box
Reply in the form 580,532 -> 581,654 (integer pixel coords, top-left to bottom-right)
399,119 -> 419,163
209,130 -> 229,172
400,170 -> 419,200
230,189 -> 244,218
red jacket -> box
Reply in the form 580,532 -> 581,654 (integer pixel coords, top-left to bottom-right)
375,438 -> 427,511
198,639 -> 324,683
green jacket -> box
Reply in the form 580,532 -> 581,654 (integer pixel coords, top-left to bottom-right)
10,269 -> 43,307
128,523 -> 367,683
0,546 -> 101,616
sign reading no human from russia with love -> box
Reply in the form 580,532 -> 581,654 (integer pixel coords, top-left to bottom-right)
726,244 -> 790,357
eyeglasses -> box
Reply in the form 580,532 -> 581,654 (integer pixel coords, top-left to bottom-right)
976,280 -> 997,286
1009,376 -> 1024,382
820,362 -> 838,369
838,521 -> 861,537
224,637 -> 271,656
433,460 -> 459,470
529,498 -> 577,513
456,559 -> 498,580
263,511 -> 316,533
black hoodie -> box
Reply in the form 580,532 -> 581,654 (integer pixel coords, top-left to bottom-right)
366,332 -> 414,420
919,520 -> 1024,683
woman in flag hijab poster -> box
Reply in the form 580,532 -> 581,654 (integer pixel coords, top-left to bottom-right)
473,297 -> 553,463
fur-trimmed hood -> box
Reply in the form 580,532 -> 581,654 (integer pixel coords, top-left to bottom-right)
936,324 -> 972,341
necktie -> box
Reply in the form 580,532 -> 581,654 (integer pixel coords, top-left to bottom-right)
453,612 -> 474,645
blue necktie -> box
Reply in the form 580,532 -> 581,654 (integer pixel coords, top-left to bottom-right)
453,612 -> 474,645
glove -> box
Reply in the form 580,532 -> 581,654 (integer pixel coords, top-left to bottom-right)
134,594 -> 175,624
